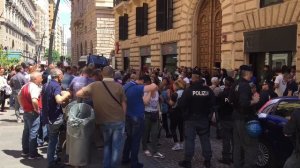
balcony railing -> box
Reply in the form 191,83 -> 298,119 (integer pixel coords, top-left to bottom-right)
113,0 -> 128,7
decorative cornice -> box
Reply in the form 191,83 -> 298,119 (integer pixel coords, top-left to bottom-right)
1,19 -> 36,44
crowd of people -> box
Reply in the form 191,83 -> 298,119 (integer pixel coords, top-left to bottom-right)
0,61 -> 299,168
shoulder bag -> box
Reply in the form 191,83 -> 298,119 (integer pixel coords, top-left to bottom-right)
102,81 -> 121,106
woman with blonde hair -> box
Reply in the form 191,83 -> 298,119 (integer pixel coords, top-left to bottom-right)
168,79 -> 186,150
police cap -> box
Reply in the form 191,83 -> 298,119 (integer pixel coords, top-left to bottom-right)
192,69 -> 201,76
239,65 -> 253,72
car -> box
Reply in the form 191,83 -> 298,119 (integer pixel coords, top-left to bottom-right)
256,97 -> 300,168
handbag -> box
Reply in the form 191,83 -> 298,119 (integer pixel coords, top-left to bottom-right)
4,85 -> 12,96
102,81 -> 121,106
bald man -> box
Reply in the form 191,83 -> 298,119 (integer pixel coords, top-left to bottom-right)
18,71 -> 43,159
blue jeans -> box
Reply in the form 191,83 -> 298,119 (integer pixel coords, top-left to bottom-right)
22,112 -> 40,156
101,121 -> 125,168
47,115 -> 64,166
122,116 -> 145,168
37,124 -> 49,145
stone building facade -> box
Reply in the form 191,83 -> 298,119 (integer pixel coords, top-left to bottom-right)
0,0 -> 36,60
114,0 -> 300,80
54,22 -> 63,55
70,0 -> 115,65
35,0 -> 50,61
49,0 -> 55,34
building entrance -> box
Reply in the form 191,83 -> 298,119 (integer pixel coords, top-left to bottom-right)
197,0 -> 221,73
249,52 -> 296,83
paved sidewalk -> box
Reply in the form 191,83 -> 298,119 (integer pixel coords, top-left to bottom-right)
0,108 -> 232,168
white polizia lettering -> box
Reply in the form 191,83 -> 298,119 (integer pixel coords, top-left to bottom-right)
192,91 -> 209,96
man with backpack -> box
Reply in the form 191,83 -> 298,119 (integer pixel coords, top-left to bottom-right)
178,70 -> 215,168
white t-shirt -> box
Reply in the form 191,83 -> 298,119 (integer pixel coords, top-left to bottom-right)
19,82 -> 41,99
183,77 -> 190,84
144,91 -> 159,112
0,76 -> 7,90
274,74 -> 286,97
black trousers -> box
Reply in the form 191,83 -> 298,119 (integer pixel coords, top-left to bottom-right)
284,151 -> 300,168
161,113 -> 170,135
233,120 -> 258,168
0,91 -> 6,111
170,111 -> 184,143
184,120 -> 212,161
220,120 -> 233,160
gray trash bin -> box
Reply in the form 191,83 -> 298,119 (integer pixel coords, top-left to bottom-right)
64,101 -> 77,155
67,103 -> 95,166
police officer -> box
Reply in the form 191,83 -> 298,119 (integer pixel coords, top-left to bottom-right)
178,70 -> 215,168
283,108 -> 300,168
230,65 -> 260,168
218,77 -> 235,165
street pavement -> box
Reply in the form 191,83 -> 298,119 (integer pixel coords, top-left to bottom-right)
0,108 -> 233,168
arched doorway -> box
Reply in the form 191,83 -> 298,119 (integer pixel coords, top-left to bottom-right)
197,0 -> 222,73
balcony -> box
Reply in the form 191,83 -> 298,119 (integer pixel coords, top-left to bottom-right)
113,0 -> 128,7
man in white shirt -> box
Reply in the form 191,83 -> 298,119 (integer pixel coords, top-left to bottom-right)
275,73 -> 289,97
0,68 -> 8,112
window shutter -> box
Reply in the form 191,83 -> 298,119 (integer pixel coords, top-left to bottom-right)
119,16 -> 125,40
167,0 -> 173,29
143,3 -> 148,35
136,7 -> 143,36
124,14 -> 129,40
156,0 -> 167,31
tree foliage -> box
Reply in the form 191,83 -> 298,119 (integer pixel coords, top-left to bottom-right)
45,48 -> 61,62
0,48 -> 20,68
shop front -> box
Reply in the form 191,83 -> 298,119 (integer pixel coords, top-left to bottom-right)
162,43 -> 177,73
140,46 -> 151,71
245,25 -> 297,83
122,49 -> 130,72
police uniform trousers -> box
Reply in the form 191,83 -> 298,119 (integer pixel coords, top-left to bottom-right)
233,119 -> 258,168
284,151 -> 300,168
184,120 -> 212,162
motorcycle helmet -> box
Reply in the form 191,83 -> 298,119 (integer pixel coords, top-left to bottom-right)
246,120 -> 262,138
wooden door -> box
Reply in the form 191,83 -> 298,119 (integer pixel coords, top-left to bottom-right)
197,0 -> 222,72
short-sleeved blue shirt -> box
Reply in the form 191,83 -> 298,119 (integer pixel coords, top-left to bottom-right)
42,79 -> 63,124
123,81 -> 145,118
69,76 -> 94,106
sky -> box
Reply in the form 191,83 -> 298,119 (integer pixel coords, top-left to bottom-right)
58,0 -> 72,41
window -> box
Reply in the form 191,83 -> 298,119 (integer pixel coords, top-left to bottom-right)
156,0 -> 173,31
260,0 -> 283,7
273,100 -> 300,118
136,3 -> 148,36
119,14 -> 128,40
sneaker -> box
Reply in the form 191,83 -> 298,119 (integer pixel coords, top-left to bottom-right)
178,160 -> 192,168
21,152 -> 29,157
204,160 -> 211,168
28,153 -> 43,160
179,143 -> 184,149
153,152 -> 165,159
17,119 -> 23,123
144,150 -> 152,157
172,143 -> 181,151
